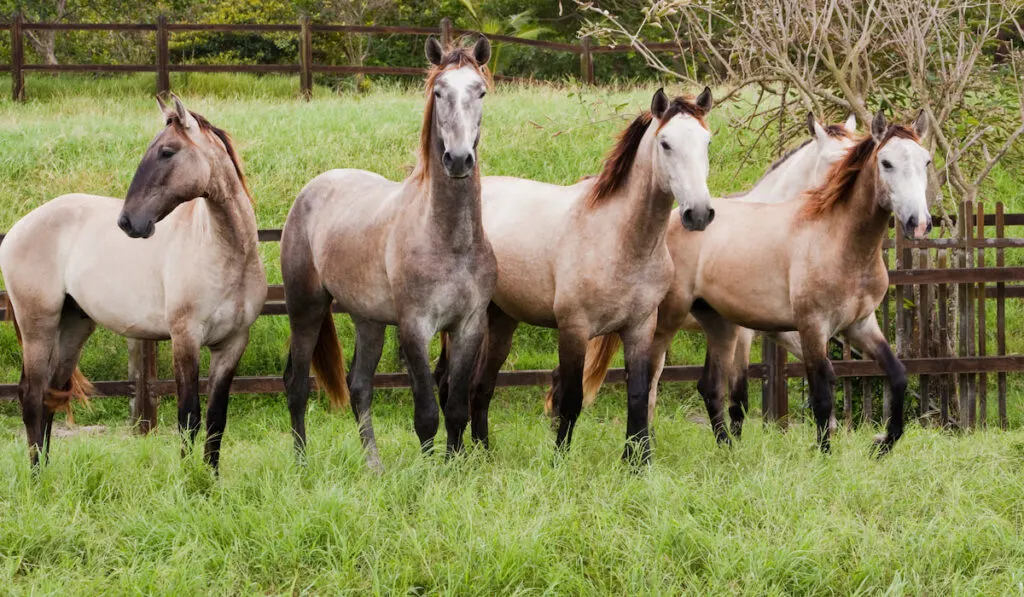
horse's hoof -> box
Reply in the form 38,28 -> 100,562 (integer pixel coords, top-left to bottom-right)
366,456 -> 384,475
871,434 -> 893,458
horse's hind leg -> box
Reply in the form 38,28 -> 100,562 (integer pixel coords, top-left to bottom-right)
348,318 -> 386,471
727,327 -> 755,439
203,329 -> 250,471
844,316 -> 907,456
690,302 -> 740,445
398,317 -> 441,453
469,304 -> 518,448
442,310 -> 486,456
44,302 -> 96,461
282,286 -> 332,457
170,327 -> 202,458
15,316 -> 60,468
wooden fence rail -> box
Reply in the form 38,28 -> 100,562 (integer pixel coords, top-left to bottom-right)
0,205 -> 1021,435
0,14 -> 681,100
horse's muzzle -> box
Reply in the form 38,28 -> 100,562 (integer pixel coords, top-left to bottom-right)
904,215 -> 932,240
681,206 -> 715,232
118,212 -> 155,239
442,149 -> 475,178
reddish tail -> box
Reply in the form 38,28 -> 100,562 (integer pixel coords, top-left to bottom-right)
310,312 -> 350,410
544,334 -> 622,414
5,296 -> 93,422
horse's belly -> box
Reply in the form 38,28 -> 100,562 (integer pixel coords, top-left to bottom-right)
492,268 -> 556,328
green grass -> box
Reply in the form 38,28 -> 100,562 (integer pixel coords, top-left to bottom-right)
1,74 -> 1023,594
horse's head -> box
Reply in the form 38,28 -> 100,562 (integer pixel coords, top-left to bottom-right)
424,35 -> 490,179
807,112 -> 858,186
119,94 -> 225,239
650,87 -> 714,231
871,110 -> 932,239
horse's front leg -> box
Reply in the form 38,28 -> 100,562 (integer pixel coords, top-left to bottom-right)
844,316 -> 907,456
348,318 -> 387,472
171,328 -> 202,458
727,327 -> 755,439
621,313 -> 657,466
441,310 -> 487,457
398,317 -> 441,453
798,322 -> 835,453
204,329 -> 250,472
553,323 -> 588,453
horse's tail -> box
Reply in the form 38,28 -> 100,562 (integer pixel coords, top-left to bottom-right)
543,334 -> 622,414
4,295 -> 93,422
311,312 -> 350,410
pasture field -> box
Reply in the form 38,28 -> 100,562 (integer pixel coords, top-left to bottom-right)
0,75 -> 1023,594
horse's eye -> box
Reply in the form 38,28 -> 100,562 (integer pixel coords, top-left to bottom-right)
881,159 -> 893,170
434,91 -> 441,99
926,159 -> 933,167
660,141 -> 671,151
159,147 -> 177,159
479,90 -> 487,99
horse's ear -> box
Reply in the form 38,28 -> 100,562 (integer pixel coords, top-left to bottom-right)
170,93 -> 191,129
807,111 -> 827,141
696,86 -> 713,112
156,94 -> 169,121
425,36 -> 444,66
912,109 -> 929,140
845,113 -> 857,133
871,110 -> 887,142
473,36 -> 491,66
651,88 -> 669,119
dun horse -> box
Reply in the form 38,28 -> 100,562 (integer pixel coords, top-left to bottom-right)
0,95 -> 267,469
568,112 -> 858,428
437,88 -> 716,464
587,111 -> 931,454
281,36 -> 495,471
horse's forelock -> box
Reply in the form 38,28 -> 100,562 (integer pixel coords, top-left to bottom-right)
656,96 -> 709,131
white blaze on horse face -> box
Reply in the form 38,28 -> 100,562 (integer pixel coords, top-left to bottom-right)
433,65 -> 486,178
877,137 -> 932,239
655,113 -> 712,229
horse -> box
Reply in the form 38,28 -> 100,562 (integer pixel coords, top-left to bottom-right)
434,88 -> 716,465
281,36 -> 495,471
0,94 -> 267,469
587,110 -> 931,455
566,112 -> 859,430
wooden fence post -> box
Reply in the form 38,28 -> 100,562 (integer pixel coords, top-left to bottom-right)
440,17 -> 453,49
996,203 -> 1007,429
299,15 -> 312,101
580,36 -> 595,84
976,202 -> 987,427
129,340 -> 159,434
11,11 -> 24,102
156,15 -> 170,96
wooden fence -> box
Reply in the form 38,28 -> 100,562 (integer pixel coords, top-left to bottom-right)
0,14 -> 682,101
0,205 -> 1021,432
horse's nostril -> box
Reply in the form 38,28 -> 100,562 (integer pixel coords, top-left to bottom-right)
707,208 -> 716,224
117,213 -> 131,233
465,153 -> 475,170
442,151 -> 453,168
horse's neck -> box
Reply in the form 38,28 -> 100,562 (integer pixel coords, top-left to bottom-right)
743,143 -> 816,204
192,168 -> 259,259
424,155 -> 485,252
828,160 -> 889,264
617,141 -> 674,257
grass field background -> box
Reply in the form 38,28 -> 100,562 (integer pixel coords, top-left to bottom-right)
0,74 -> 1023,594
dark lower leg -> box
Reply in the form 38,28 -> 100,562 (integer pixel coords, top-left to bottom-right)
806,359 -> 837,453
469,306 -> 518,448
348,321 -> 386,470
696,352 -> 730,445
203,333 -> 248,471
622,342 -> 652,465
728,372 -> 749,438
554,330 -> 587,452
172,338 -> 201,458
433,334 -> 450,411
443,324 -> 484,456
399,323 -> 440,453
